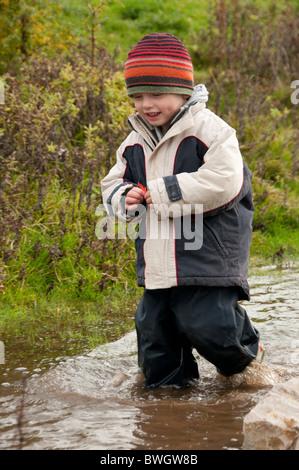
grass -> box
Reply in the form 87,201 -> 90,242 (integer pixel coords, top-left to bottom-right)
48,0 -> 211,55
0,287 -> 140,369
44,0 -> 299,58
0,0 -> 298,362
250,227 -> 299,266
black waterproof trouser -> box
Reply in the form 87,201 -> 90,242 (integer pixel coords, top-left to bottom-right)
135,286 -> 260,388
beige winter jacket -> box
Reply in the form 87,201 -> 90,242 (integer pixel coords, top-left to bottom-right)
101,101 -> 254,299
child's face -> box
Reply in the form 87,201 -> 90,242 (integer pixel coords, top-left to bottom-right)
132,93 -> 188,134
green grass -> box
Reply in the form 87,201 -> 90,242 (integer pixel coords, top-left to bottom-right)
50,0 -> 211,52
0,0 -> 298,360
46,0 -> 299,60
250,228 -> 299,266
0,286 -> 140,366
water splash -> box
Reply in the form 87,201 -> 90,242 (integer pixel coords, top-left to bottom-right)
0,268 -> 298,450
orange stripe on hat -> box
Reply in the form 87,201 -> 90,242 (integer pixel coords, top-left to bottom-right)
124,33 -> 194,96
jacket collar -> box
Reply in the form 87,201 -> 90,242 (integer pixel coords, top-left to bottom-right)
128,101 -> 207,150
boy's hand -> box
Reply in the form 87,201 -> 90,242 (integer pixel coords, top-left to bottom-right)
125,187 -> 145,211
144,191 -> 152,206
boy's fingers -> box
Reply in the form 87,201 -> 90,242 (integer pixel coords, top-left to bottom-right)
125,186 -> 148,210
126,195 -> 142,205
144,191 -> 152,205
129,187 -> 144,196
126,195 -> 143,210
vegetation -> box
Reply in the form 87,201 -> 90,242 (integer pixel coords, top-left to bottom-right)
0,0 -> 298,358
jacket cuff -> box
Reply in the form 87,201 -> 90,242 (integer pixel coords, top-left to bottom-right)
105,183 -> 134,222
163,175 -> 183,202
148,177 -> 184,220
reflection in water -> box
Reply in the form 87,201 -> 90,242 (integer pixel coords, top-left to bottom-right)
0,267 -> 298,450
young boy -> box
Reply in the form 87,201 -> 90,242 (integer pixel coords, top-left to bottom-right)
101,33 -> 261,388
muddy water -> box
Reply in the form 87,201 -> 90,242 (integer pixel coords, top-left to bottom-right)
0,267 -> 298,450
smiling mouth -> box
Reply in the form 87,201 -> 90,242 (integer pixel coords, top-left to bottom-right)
146,112 -> 160,118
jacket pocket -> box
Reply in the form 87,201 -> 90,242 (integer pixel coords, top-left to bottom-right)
203,220 -> 230,258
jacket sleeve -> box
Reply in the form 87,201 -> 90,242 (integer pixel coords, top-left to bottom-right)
100,143 -> 135,222
147,125 -> 244,219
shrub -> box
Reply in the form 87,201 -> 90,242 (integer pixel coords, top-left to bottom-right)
0,1 -> 298,307
191,0 -> 299,243
0,48 -> 136,303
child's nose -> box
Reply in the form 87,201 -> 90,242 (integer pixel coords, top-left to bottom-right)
143,96 -> 154,109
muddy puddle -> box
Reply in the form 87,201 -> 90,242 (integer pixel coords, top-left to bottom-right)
0,267 -> 298,450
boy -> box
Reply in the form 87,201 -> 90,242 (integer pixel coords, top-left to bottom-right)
101,33 -> 261,388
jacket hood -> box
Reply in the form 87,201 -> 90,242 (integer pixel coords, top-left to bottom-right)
186,84 -> 209,107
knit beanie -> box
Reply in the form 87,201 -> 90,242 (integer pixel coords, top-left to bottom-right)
124,33 -> 194,97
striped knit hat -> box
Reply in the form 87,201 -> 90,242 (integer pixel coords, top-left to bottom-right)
124,33 -> 194,97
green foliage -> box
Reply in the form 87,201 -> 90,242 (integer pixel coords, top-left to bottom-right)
0,0 -> 298,320
191,0 -> 299,262
0,0 -> 76,74
0,49 -> 136,308
1,295 -> 137,361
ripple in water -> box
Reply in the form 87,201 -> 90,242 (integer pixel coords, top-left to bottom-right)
0,268 -> 298,450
